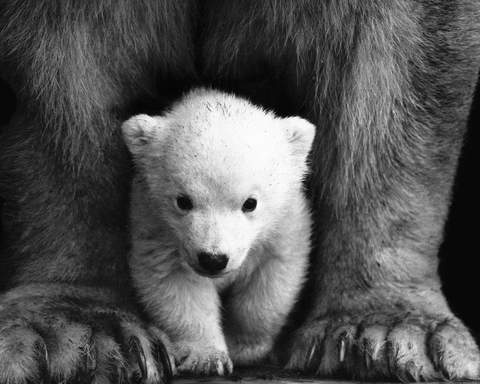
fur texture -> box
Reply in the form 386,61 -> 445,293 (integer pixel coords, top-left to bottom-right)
0,0 -> 479,382
123,89 -> 313,375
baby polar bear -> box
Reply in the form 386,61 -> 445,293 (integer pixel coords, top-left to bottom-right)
122,89 -> 314,375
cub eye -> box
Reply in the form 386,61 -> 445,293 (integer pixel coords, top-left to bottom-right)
242,198 -> 257,213
176,195 -> 193,211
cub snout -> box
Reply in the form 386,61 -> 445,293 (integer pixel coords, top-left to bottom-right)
197,252 -> 229,276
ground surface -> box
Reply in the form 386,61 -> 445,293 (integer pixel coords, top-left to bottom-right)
173,366 -> 480,384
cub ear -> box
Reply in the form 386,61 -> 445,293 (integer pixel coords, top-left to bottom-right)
282,116 -> 316,159
121,114 -> 168,154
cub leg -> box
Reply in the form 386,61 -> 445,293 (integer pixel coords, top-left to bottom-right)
132,260 -> 233,376
224,222 -> 310,366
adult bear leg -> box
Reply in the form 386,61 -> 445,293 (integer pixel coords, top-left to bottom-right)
200,1 -> 480,380
0,2 -> 196,383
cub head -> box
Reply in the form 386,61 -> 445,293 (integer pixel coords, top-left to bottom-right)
122,89 -> 315,278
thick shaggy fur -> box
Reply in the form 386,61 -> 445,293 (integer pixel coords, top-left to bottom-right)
0,1 -> 480,382
123,89 -> 313,375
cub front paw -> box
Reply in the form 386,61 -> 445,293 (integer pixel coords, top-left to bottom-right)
286,313 -> 480,381
174,343 -> 233,376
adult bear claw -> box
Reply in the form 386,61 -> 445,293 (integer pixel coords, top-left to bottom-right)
286,312 -> 480,381
129,336 -> 148,381
0,284 -> 173,384
153,339 -> 174,382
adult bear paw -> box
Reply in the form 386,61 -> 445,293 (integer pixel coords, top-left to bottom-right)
286,312 -> 480,381
0,284 -> 173,384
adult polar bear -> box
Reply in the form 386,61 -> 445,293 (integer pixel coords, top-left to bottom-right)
0,1 -> 479,383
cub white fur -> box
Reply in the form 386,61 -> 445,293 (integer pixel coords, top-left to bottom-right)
122,88 -> 314,375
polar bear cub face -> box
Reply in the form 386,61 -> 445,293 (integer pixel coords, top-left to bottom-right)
122,89 -> 315,277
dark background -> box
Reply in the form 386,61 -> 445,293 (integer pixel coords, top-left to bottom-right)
0,74 -> 479,337
438,74 -> 479,338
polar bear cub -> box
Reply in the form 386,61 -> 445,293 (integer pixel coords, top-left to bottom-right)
122,88 -> 314,375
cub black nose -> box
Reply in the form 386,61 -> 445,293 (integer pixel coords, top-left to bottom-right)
197,252 -> 228,274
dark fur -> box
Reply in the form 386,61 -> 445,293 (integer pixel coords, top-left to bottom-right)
1,0 -> 480,382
